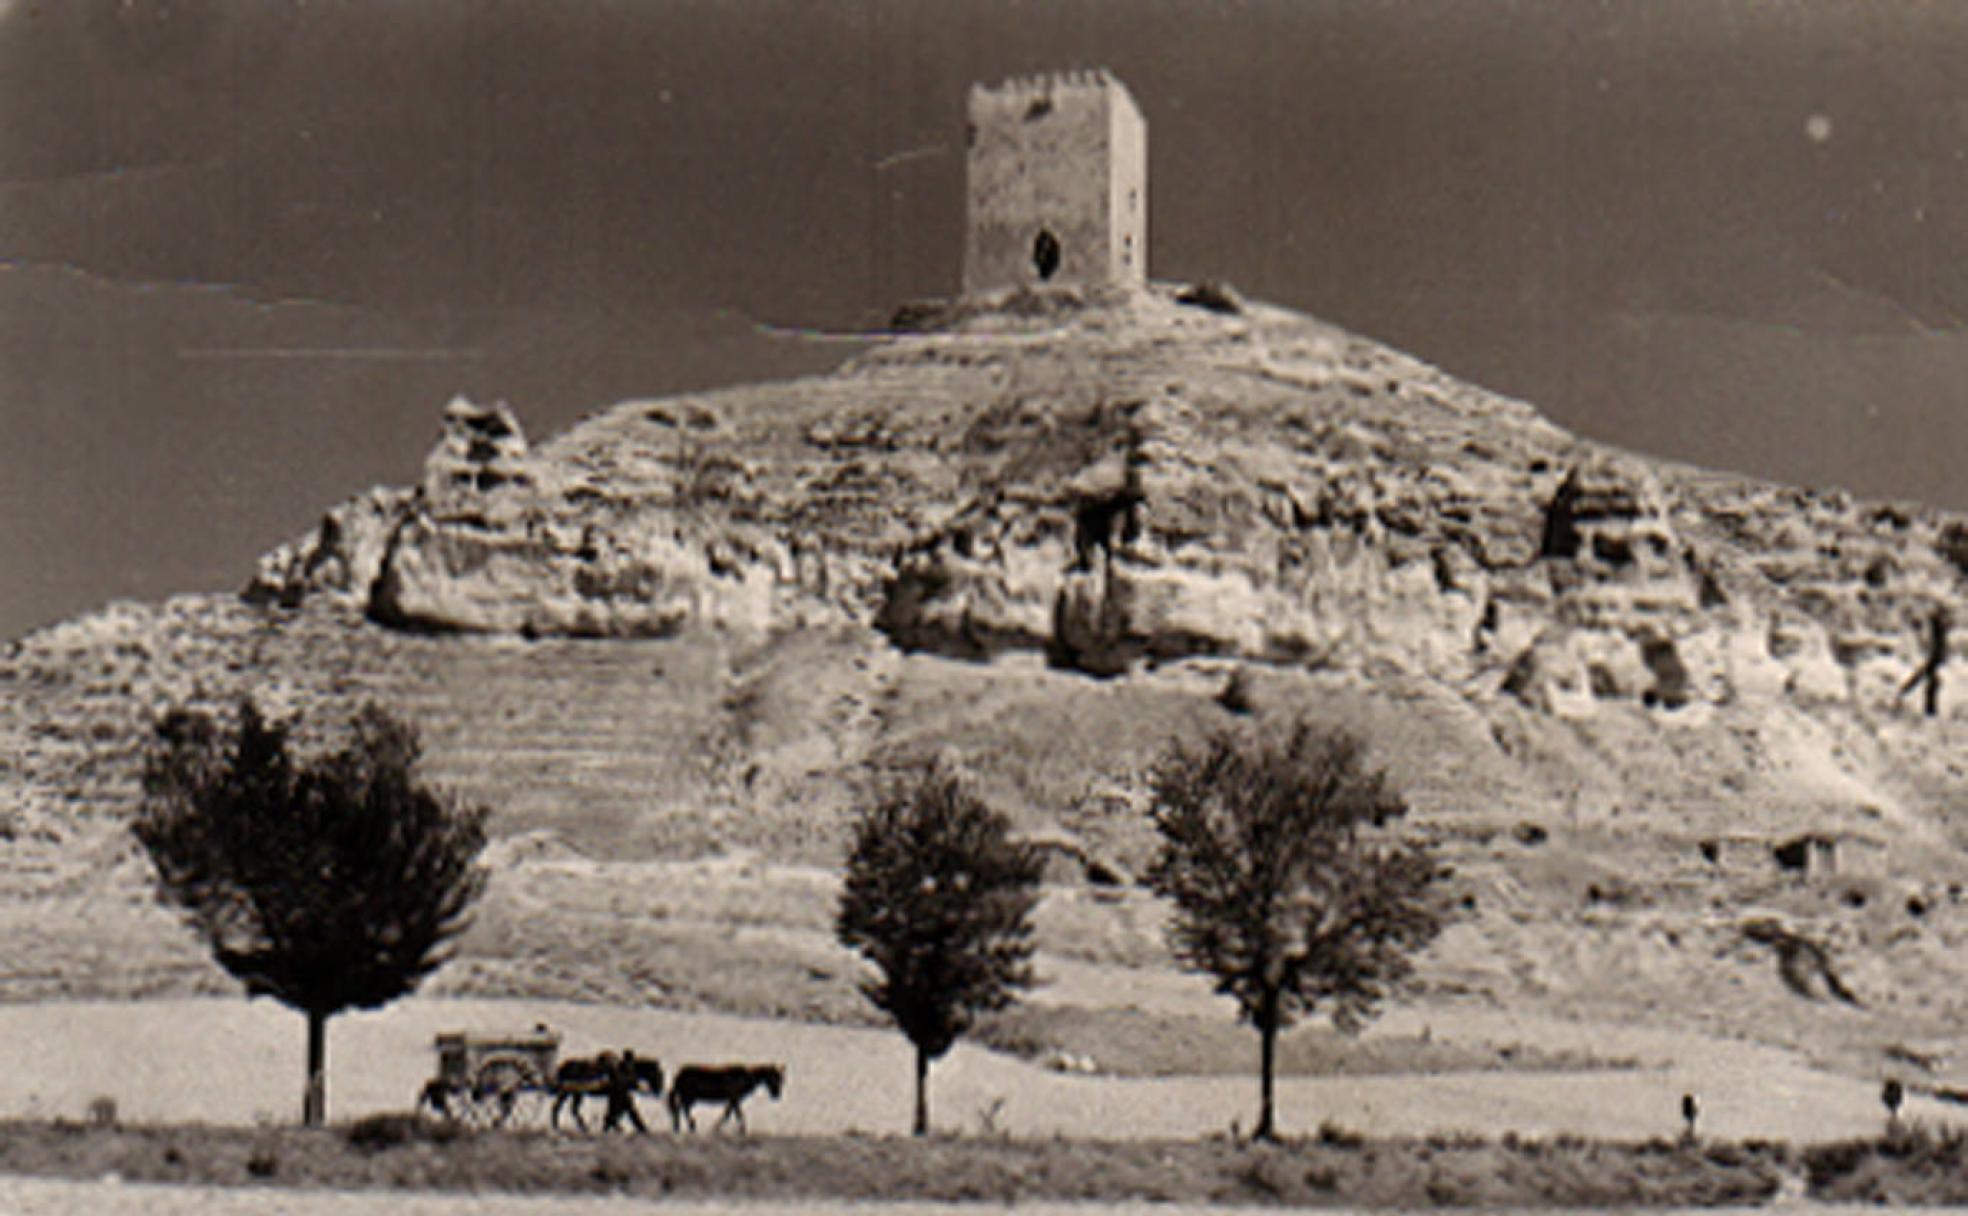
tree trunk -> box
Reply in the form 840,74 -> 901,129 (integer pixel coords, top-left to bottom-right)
913,1045 -> 930,1137
303,1010 -> 328,1127
1254,994 -> 1279,1142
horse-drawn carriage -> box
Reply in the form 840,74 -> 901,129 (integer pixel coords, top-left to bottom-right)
415,1023 -> 786,1134
418,1025 -> 561,1127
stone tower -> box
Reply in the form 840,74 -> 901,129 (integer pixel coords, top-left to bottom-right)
962,69 -> 1147,297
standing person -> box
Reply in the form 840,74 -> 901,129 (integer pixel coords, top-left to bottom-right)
603,1048 -> 649,1133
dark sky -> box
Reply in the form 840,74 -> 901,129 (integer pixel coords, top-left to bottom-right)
5,0 -> 1968,640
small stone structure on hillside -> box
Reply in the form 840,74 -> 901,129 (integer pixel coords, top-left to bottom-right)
963,69 -> 1147,297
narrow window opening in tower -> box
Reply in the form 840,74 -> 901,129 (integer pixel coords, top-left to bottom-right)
1025,96 -> 1053,121
1122,234 -> 1133,266
1033,229 -> 1062,280
1128,188 -> 1138,212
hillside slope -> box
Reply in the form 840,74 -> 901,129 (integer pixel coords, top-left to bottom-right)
7,283 -> 1968,1082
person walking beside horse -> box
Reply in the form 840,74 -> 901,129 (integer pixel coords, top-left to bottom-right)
603,1048 -> 652,1133
551,1050 -> 663,1133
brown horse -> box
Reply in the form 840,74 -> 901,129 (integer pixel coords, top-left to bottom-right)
667,1063 -> 784,1134
551,1052 -> 664,1132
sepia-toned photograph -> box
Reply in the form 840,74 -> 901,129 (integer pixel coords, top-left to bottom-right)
4,1 -> 1968,1210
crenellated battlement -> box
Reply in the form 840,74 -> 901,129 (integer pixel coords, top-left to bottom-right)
973,67 -> 1121,97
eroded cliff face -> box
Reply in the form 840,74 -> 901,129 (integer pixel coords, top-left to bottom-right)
250,288 -> 1966,721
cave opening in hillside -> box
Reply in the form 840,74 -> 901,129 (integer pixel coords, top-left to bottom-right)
1033,229 -> 1061,280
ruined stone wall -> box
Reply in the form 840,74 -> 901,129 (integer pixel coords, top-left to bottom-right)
963,70 -> 1144,296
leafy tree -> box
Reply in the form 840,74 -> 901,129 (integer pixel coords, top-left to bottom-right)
1146,722 -> 1444,1141
133,700 -> 489,1126
836,762 -> 1043,1135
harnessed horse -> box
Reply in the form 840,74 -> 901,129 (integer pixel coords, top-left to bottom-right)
550,1052 -> 664,1132
667,1063 -> 784,1134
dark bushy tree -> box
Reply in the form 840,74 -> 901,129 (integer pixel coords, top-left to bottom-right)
836,762 -> 1043,1135
133,700 -> 489,1126
1146,722 -> 1444,1141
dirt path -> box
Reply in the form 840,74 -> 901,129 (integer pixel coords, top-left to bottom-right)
0,997 -> 1956,1142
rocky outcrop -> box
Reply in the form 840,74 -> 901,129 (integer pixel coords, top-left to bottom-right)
418,396 -> 536,523
245,486 -> 409,609
1538,454 -> 1696,622
244,288 -> 1968,716
360,398 -> 805,637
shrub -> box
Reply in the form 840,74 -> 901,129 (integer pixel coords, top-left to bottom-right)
1804,1139 -> 1869,1190
344,1111 -> 463,1153
1318,1121 -> 1365,1150
1705,1141 -> 1747,1167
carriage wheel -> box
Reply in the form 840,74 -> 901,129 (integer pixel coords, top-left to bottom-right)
506,1085 -> 551,1129
473,1057 -> 529,1128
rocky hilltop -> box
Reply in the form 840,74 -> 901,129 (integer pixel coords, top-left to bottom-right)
9,283 -> 1968,1080
254,285 -> 1964,710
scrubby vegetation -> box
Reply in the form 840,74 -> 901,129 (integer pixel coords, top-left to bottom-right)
1805,1124 -> 1968,1204
0,1120 -> 1792,1207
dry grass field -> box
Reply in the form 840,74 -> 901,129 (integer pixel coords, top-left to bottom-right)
0,1120 -> 1792,1208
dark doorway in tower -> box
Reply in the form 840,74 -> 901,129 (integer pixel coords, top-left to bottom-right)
1033,229 -> 1062,281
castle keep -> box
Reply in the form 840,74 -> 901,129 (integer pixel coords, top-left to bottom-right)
962,70 -> 1147,297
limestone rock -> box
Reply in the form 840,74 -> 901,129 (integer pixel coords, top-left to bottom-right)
422,397 -> 536,523
244,289 -> 1968,717
244,486 -> 410,609
1539,454 -> 1698,627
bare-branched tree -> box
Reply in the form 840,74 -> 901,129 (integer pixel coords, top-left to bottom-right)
836,762 -> 1043,1135
1898,606 -> 1950,718
1146,722 -> 1445,1141
133,700 -> 489,1126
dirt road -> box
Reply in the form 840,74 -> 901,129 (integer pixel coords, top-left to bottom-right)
0,996 -> 1955,1141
